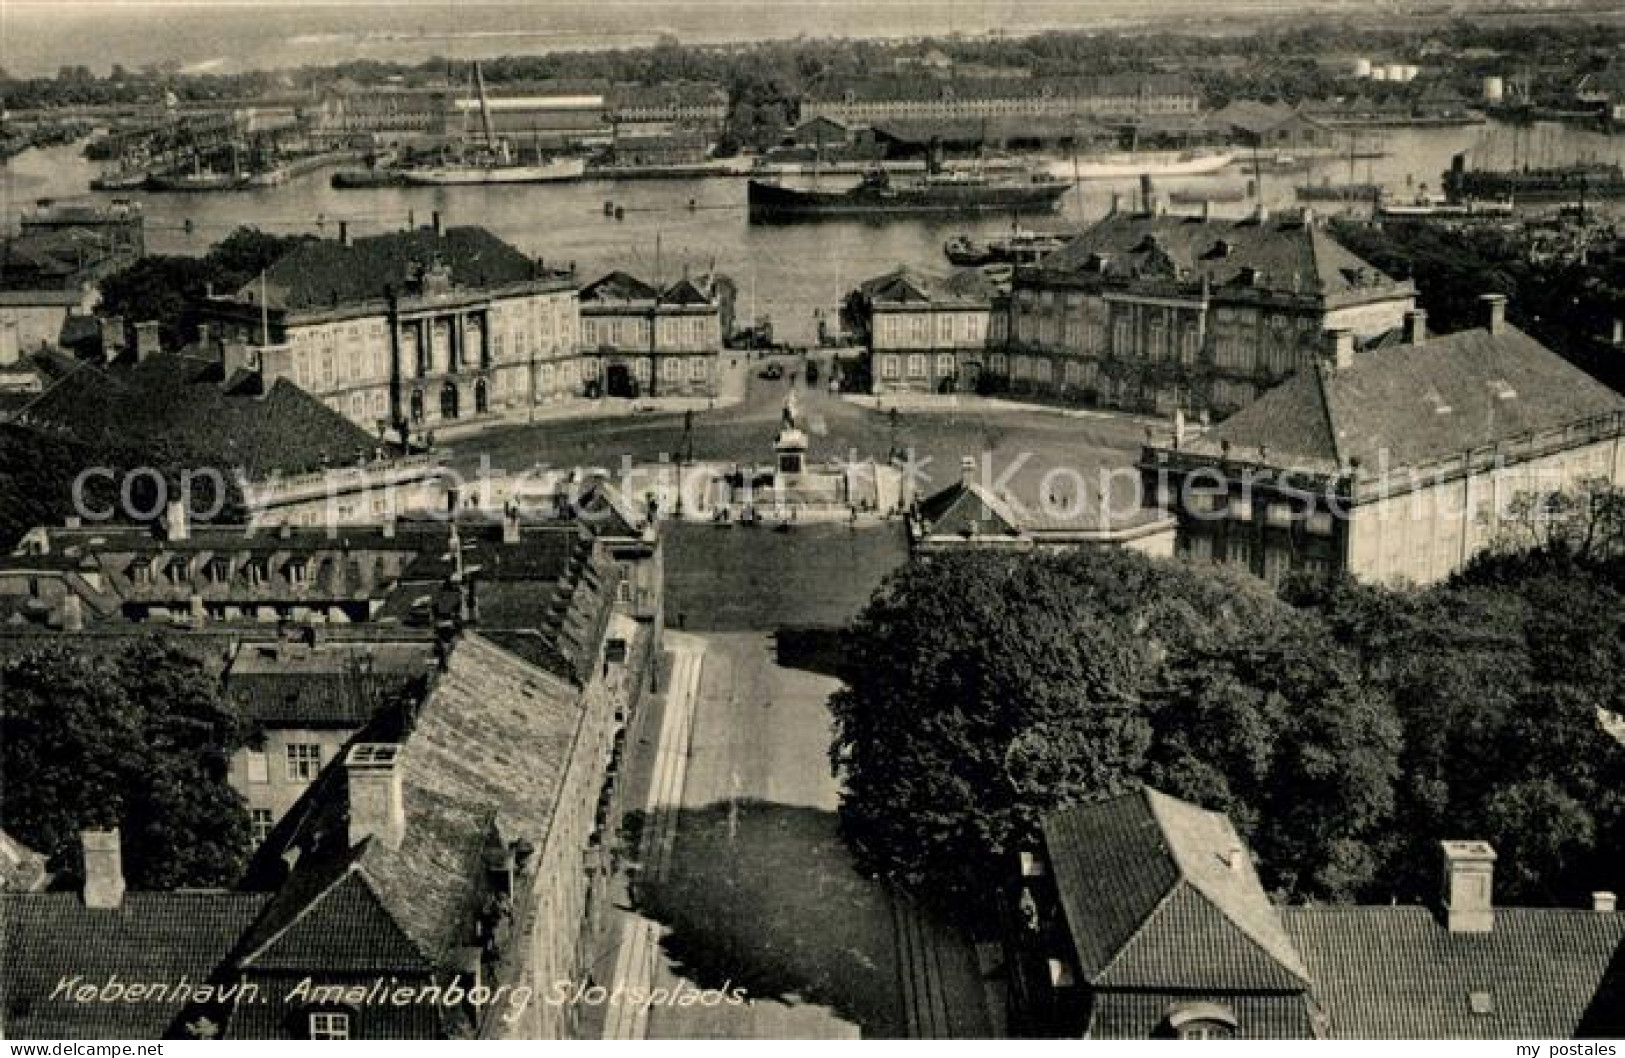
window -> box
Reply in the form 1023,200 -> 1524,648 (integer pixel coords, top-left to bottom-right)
936,353 -> 955,378
246,751 -> 269,784
879,355 -> 900,380
662,358 -> 681,381
690,357 -> 708,381
906,354 -> 926,378
251,809 -> 274,844
309,1012 -> 350,1040
286,743 -> 323,782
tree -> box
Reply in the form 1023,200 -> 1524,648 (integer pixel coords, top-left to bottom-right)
0,636 -> 252,890
830,548 -> 1401,922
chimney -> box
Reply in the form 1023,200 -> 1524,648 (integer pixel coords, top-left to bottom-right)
196,321 -> 213,348
338,220 -> 351,247
133,320 -> 161,362
1173,407 -> 1187,449
960,455 -> 977,487
502,500 -> 521,544
380,515 -> 396,540
1109,190 -> 1121,215
81,828 -> 125,909
431,210 -> 444,237
163,499 -> 189,541
1481,293 -> 1508,336
1595,892 -> 1617,913
1326,328 -> 1356,370
346,743 -> 406,851
60,593 -> 84,632
1403,308 -> 1428,345
99,316 -> 125,361
1254,202 -> 1270,225
1199,198 -> 1211,223
1441,840 -> 1496,933
1139,173 -> 1154,215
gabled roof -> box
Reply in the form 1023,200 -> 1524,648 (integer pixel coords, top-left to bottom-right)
579,270 -> 660,305
15,350 -> 380,480
1284,906 -> 1625,1039
0,829 -> 48,892
242,634 -> 590,981
1183,324 -> 1625,476
1041,786 -> 1311,993
244,226 -> 541,312
2,891 -> 270,1039
1033,211 -> 1405,303
859,265 -> 998,307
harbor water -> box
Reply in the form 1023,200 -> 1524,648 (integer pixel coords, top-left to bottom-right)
3,121 -> 1620,344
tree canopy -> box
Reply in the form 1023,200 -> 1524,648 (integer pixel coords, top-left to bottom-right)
830,547 -> 1401,920
0,636 -> 252,890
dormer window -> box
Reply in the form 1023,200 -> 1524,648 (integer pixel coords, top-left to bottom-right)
286,558 -> 308,587
1164,1002 -> 1238,1040
130,558 -> 154,586
244,558 -> 267,587
165,557 -> 190,586
206,557 -> 231,585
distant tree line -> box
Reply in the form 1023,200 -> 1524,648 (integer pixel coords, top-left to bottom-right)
5,19 -> 1623,116
1331,219 -> 1625,395
831,505 -> 1625,925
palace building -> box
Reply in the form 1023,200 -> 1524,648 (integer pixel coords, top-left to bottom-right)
1138,298 -> 1625,586
1002,201 -> 1416,418
200,216 -> 579,435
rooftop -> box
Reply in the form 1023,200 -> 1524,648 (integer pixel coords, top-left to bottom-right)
1030,209 -> 1409,305
1,891 -> 270,1039
11,350 -> 381,480
231,225 -> 561,314
1178,323 -> 1625,476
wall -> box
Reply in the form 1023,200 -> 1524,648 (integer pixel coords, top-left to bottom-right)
1345,433 -> 1625,587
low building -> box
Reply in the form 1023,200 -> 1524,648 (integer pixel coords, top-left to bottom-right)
1007,786 -> 1625,1039
577,270 -> 731,399
910,455 -> 1176,556
0,201 -> 142,354
6,346 -> 440,527
803,74 -> 1201,128
0,510 -> 657,1039
1211,101 -> 1334,151
1137,298 -> 1625,586
199,216 -> 580,434
606,81 -> 728,137
1006,202 -> 1415,418
845,266 -> 1006,395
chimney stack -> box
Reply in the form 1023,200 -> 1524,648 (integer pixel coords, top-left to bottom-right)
164,499 -> 189,541
346,743 -> 406,851
1612,319 -> 1622,347
432,210 -> 444,238
1595,891 -> 1617,913
1199,199 -> 1211,223
502,500 -> 521,544
1326,328 -> 1356,370
960,455 -> 977,488
1441,840 -> 1496,934
1481,293 -> 1508,336
133,320 -> 161,362
99,316 -> 125,362
1173,407 -> 1187,449
81,828 -> 125,909
60,593 -> 84,633
1109,190 -> 1121,215
1404,308 -> 1428,346
338,220 -> 351,247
